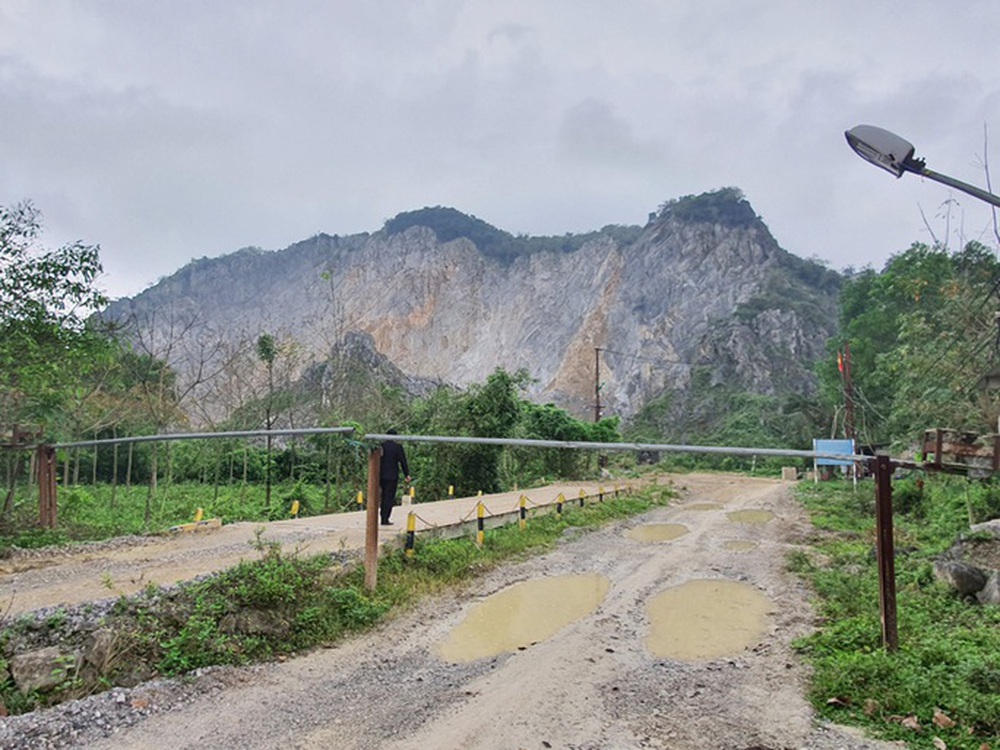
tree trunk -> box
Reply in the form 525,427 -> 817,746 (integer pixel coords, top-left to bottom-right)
126,442 -> 134,491
264,433 -> 272,512
146,443 -> 158,526
1,451 -> 24,524
241,446 -> 248,501
324,438 -> 332,512
213,442 -> 221,502
111,435 -> 119,512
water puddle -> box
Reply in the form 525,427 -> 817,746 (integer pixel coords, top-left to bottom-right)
626,523 -> 690,542
646,579 -> 770,660
683,502 -> 721,511
726,509 -> 774,524
722,540 -> 758,552
437,573 -> 611,663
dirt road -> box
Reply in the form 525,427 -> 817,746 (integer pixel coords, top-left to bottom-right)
2,474 -> 899,750
0,481 -> 607,616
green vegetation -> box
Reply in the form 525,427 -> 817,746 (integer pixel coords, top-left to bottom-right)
1,365 -> 623,552
0,485 -> 671,714
382,206 -> 641,265
821,240 -> 1000,448
384,206 -> 513,251
628,367 -> 827,472
735,254 -> 842,330
793,476 -> 1000,748
656,187 -> 759,228
626,236 -> 1000,457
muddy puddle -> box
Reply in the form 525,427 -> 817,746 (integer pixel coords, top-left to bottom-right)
722,540 -> 758,552
646,579 -> 770,660
682,502 -> 721,511
437,573 -> 611,663
626,523 -> 689,542
726,509 -> 774,524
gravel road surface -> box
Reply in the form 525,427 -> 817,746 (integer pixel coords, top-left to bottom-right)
0,474 -> 902,750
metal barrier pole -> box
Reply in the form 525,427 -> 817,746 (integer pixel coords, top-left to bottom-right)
364,447 -> 381,591
874,455 -> 898,651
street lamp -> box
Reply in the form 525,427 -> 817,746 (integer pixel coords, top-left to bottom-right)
845,124 -> 1000,208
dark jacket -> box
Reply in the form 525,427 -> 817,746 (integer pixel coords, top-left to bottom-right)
380,440 -> 409,481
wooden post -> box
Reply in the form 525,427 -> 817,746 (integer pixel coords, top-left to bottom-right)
36,445 -> 57,529
874,455 -> 898,651
364,446 -> 381,591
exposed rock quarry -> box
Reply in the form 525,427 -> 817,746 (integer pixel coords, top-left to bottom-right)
104,190 -> 841,424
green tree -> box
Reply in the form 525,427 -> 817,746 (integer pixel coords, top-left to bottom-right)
0,201 -> 109,433
0,202 -> 110,524
256,333 -> 277,511
823,241 -> 1000,447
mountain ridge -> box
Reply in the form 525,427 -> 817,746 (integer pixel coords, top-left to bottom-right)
105,188 -> 841,431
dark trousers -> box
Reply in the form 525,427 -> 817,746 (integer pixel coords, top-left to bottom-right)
379,478 -> 399,523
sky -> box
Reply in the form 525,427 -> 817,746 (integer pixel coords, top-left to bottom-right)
2,0 -> 1000,300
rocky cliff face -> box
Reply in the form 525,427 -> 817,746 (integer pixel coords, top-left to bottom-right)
105,190 -> 841,424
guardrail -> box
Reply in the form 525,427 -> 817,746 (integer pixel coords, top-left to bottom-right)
11,428 -> 898,650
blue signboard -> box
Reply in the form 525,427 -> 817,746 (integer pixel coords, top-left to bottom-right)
813,439 -> 855,466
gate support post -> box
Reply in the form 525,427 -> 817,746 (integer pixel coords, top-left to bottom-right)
37,444 -> 57,529
874,455 -> 898,651
364,446 -> 381,592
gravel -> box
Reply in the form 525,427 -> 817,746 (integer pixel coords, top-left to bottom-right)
0,475 -> 905,750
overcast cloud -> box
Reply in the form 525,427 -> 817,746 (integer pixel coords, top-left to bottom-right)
2,0 -> 999,299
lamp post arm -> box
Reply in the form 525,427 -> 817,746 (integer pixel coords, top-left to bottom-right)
904,163 -> 1000,209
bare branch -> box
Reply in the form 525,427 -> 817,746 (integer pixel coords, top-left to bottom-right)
918,203 -> 942,248
982,122 -> 1000,245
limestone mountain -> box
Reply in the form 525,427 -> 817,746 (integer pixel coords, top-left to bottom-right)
104,188 -> 841,433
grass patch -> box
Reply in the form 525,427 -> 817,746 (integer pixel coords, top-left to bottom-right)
0,481 -> 357,554
793,477 -> 1000,749
0,485 -> 671,714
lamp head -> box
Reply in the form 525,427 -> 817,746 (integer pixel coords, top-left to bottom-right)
845,125 -> 923,178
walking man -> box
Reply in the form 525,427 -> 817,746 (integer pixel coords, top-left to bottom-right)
379,429 -> 410,526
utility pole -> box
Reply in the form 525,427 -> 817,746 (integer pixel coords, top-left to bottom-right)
841,341 -> 856,443
594,348 -> 602,422
594,347 -> 608,469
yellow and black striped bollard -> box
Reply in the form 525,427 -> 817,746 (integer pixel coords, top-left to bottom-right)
519,494 -> 527,530
579,489 -> 586,508
556,493 -> 564,515
476,501 -> 485,546
405,512 -> 416,557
